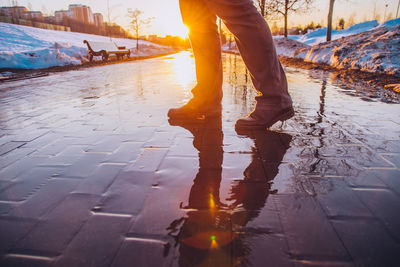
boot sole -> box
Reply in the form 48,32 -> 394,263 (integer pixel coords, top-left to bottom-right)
168,110 -> 221,121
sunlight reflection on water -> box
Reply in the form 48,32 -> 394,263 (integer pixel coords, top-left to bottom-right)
171,51 -> 196,97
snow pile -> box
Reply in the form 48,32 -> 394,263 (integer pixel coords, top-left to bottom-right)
273,37 -> 310,57
0,42 -> 88,69
295,20 -> 379,46
293,19 -> 400,76
221,37 -> 309,57
0,22 -> 174,69
221,42 -> 237,54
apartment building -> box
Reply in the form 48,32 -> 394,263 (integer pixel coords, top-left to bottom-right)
93,13 -> 104,28
0,6 -> 27,19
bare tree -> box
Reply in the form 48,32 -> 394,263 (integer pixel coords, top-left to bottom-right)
327,1 -> 351,41
327,0 -> 335,41
255,0 -> 268,17
266,0 -> 314,38
127,8 -> 153,52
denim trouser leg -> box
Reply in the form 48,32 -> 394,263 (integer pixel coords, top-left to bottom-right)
179,0 -> 223,109
180,0 -> 293,116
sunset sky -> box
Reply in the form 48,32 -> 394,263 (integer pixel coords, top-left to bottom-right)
2,0 -> 399,36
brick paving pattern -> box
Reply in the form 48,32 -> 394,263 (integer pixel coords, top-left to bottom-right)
0,52 -> 399,266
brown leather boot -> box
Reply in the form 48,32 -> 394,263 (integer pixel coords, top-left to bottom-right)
235,106 -> 294,131
168,101 -> 222,120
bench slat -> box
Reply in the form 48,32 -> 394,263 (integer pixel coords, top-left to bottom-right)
87,41 -> 119,52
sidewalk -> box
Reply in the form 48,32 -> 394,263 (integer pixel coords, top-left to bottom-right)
0,51 -> 399,267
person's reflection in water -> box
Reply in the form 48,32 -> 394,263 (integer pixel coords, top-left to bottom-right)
167,117 -> 292,266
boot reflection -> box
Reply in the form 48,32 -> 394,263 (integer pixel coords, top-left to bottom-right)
167,119 -> 292,266
229,130 -> 292,228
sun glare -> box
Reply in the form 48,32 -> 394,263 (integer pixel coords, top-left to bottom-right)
171,51 -> 196,90
176,25 -> 189,39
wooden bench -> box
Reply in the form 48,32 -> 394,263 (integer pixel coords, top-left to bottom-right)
83,40 -> 130,62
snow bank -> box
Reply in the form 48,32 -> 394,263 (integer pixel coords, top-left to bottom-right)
220,20 -> 400,76
379,18 -> 400,28
0,22 -> 174,69
295,20 -> 379,46
273,37 -> 310,57
222,37 -> 309,58
293,20 -> 400,76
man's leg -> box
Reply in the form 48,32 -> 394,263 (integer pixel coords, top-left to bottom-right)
205,0 -> 293,128
168,0 -> 223,119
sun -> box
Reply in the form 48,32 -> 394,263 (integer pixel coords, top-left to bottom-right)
175,24 -> 189,39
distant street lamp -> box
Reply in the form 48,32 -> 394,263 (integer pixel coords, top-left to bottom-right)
107,0 -> 112,40
107,0 -> 111,23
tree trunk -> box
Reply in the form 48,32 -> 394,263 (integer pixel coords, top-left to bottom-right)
327,0 -> 335,41
260,0 -> 266,17
136,28 -> 139,52
284,0 -> 288,38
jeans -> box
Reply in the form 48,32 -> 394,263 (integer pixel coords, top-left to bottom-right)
180,0 -> 292,117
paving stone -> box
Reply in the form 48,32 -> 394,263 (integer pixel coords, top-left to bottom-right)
0,167 -> 63,201
0,135 -> 16,146
373,169 -> 400,196
311,178 -> 372,218
111,239 -> 171,267
221,153 -> 252,181
96,171 -> 156,215
32,137 -> 77,156
343,171 -> 387,188
0,218 -> 37,253
54,215 -> 131,267
11,129 -> 49,142
124,148 -> 168,172
318,145 -> 391,169
223,135 -> 254,153
58,152 -> 109,178
382,154 -> 400,168
85,135 -> 138,153
298,156 -> 365,177
331,219 -> 400,267
6,178 -> 80,219
105,142 -> 143,164
0,155 -> 54,181
14,193 -> 100,254
117,126 -> 156,141
35,146 -> 87,167
244,196 -> 283,234
233,234 -> 292,267
0,180 -> 12,191
128,157 -> 198,235
0,254 -> 52,267
275,194 -> 350,260
372,140 -> 400,153
0,141 -> 26,156
68,131 -> 109,146
0,147 -> 35,169
144,131 -> 176,148
354,188 -> 400,240
73,164 -> 124,195
167,137 -> 198,157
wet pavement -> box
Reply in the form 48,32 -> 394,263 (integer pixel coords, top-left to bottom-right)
0,51 -> 399,267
